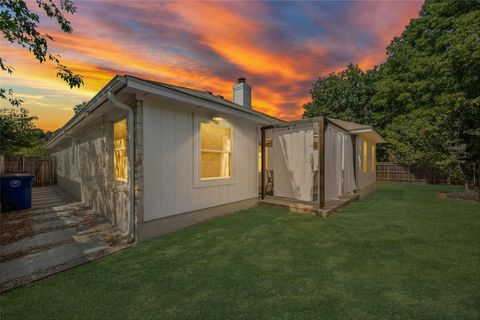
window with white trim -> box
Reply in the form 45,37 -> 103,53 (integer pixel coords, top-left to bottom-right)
114,119 -> 127,181
200,122 -> 232,180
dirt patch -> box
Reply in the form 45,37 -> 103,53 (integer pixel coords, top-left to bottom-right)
0,219 -> 35,245
437,191 -> 480,202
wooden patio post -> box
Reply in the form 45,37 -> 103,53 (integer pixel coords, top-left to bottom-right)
352,135 -> 357,191
318,118 -> 325,209
261,127 -> 266,200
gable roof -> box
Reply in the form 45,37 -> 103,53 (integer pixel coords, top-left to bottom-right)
124,75 -> 284,124
46,75 -> 285,149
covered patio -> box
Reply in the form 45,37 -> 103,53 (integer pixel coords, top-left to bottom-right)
259,117 -> 384,216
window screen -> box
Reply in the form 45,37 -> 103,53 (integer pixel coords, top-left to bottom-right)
114,119 -> 127,181
200,122 -> 232,179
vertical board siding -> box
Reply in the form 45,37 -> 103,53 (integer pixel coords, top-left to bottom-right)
143,97 -> 258,222
1,156 -> 57,187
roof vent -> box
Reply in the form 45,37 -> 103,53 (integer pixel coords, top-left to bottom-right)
206,91 -> 213,95
217,95 -> 224,99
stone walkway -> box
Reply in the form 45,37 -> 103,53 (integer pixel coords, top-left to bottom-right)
0,186 -> 130,292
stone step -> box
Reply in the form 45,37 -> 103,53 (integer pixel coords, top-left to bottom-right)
1,228 -> 80,256
0,238 -> 107,285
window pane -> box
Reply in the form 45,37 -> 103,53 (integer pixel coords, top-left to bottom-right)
371,144 -> 375,172
363,141 -> 368,174
115,150 -> 127,181
200,123 -> 232,152
114,119 -> 127,181
201,152 -> 231,179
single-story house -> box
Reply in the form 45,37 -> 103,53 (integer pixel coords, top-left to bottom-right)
46,75 -> 384,242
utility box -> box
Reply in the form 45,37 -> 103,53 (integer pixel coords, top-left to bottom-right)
1,174 -> 34,211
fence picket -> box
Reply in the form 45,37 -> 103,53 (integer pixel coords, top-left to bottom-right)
0,156 -> 57,187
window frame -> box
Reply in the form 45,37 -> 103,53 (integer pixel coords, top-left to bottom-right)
193,114 -> 236,188
113,118 -> 128,183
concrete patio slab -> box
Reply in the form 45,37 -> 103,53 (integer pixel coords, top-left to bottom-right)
0,186 -> 131,292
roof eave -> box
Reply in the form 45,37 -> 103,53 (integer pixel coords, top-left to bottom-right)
46,75 -> 126,149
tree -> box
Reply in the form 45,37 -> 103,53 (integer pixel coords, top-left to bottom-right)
0,108 -> 39,155
73,101 -> 87,114
384,108 -> 466,181
303,0 -> 480,184
303,64 -> 378,127
0,0 -> 84,106
375,0 -> 480,182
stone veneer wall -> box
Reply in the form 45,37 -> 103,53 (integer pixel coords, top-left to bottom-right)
134,100 -> 144,241
51,103 -> 144,234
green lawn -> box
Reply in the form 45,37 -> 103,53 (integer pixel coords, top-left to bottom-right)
1,183 -> 479,320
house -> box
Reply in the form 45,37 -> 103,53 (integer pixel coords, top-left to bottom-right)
46,75 -> 384,242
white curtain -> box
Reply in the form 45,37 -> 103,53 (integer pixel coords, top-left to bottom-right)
220,136 -> 231,177
325,125 -> 342,200
343,134 -> 356,193
325,124 -> 356,200
273,124 -> 314,201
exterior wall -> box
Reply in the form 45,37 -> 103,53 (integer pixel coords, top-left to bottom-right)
52,109 -> 131,232
137,198 -> 257,242
355,135 -> 377,196
142,95 -> 259,223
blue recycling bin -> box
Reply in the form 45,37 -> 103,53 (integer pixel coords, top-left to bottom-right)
1,174 -> 34,211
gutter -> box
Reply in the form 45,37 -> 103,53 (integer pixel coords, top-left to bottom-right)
46,76 -> 125,149
107,89 -> 135,240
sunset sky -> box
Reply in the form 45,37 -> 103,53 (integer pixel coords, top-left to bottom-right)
1,0 -> 423,131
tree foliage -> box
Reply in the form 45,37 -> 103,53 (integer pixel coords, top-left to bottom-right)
73,100 -> 87,114
303,0 -> 480,182
0,0 -> 83,106
0,108 -> 43,155
303,64 -> 378,126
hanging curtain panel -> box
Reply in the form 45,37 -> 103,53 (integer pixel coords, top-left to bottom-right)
343,134 -> 357,193
325,124 -> 356,200
325,125 -> 342,200
272,124 -> 314,201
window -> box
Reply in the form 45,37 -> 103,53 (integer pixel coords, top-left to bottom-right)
363,141 -> 368,175
371,144 -> 375,172
200,122 -> 232,180
257,144 -> 269,172
114,119 -> 127,181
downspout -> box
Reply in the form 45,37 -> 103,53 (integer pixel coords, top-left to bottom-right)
108,91 -> 135,240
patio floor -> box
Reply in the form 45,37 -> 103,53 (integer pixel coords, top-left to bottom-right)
260,192 -> 359,217
0,186 -> 129,292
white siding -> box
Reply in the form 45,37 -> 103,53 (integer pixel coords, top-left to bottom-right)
143,96 -> 258,222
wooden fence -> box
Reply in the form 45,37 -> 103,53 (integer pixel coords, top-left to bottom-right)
0,156 -> 57,187
376,162 -> 449,184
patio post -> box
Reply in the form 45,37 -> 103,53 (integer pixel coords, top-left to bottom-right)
352,135 -> 357,192
318,118 -> 325,208
260,126 -> 267,199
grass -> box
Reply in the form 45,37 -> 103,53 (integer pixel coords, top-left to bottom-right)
1,183 -> 479,320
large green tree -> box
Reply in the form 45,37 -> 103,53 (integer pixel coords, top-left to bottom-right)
0,0 -> 83,106
303,64 -> 378,127
303,0 -> 480,183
